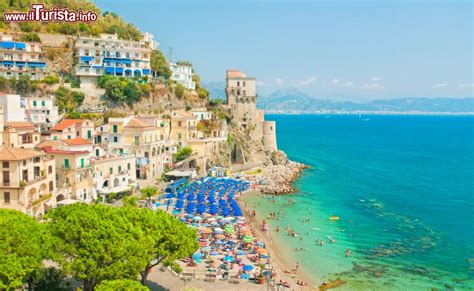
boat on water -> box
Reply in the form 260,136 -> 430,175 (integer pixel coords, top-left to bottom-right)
328,216 -> 340,221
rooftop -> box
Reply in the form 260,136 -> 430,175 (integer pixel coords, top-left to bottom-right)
62,138 -> 92,146
124,117 -> 153,128
51,119 -> 84,131
42,146 -> 89,155
0,146 -> 43,161
5,121 -> 36,129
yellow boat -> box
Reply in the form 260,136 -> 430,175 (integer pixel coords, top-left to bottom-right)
328,216 -> 340,221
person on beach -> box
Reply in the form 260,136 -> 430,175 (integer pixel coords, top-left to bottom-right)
295,261 -> 300,271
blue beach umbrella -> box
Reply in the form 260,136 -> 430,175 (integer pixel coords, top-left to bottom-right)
243,265 -> 254,271
223,255 -> 234,263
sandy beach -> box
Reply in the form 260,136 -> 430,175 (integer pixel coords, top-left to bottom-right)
238,190 -> 319,290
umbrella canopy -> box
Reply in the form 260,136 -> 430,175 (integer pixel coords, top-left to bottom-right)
192,252 -> 203,259
256,248 -> 268,254
243,265 -> 254,271
193,216 -> 203,221
223,255 -> 234,262
243,235 -> 253,243
213,227 -> 223,234
236,250 -> 247,255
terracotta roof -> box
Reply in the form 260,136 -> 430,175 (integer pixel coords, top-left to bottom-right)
42,146 -> 89,155
125,117 -> 153,128
226,69 -> 246,78
51,119 -> 83,131
5,121 -> 36,129
0,146 -> 43,161
62,138 -> 92,146
35,140 -> 64,149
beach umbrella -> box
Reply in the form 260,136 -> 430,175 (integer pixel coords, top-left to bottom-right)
256,248 -> 268,254
210,251 -> 219,256
240,274 -> 249,279
213,227 -> 223,234
236,250 -> 247,256
192,252 -> 203,260
193,216 -> 203,221
201,246 -> 211,252
243,265 -> 254,271
223,255 -> 234,263
256,241 -> 265,247
201,227 -> 212,234
215,234 -> 225,239
216,216 -> 224,220
207,217 -> 217,222
243,235 -> 253,243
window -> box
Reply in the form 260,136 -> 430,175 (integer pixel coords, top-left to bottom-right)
3,192 -> 10,203
178,121 -> 182,127
41,100 -> 45,107
118,166 -> 122,173
134,136 -> 139,145
67,135 -> 71,139
49,181 -> 54,191
243,81 -> 246,86
113,124 -> 118,133
33,100 -> 37,107
178,133 -> 182,140
80,158 -> 85,168
53,136 -> 57,140
127,163 -> 131,170
109,167 -> 113,174
2,171 -> 9,183
48,165 -> 52,174
2,162 -> 8,168
64,159 -> 69,169
95,149 -> 100,157
113,136 -> 118,142
87,130 -> 92,139
237,81 -> 240,86
76,131 -> 80,137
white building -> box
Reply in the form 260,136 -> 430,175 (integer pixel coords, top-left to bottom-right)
74,34 -> 152,87
22,97 -> 60,125
142,32 -> 159,50
0,34 -> 47,80
170,62 -> 195,90
0,94 -> 26,122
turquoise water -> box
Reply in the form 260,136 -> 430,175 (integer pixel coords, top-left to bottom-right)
246,115 -> 474,290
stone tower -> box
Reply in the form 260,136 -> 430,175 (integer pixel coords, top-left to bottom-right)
225,69 -> 277,153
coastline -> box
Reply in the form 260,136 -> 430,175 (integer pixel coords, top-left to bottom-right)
237,189 -> 318,289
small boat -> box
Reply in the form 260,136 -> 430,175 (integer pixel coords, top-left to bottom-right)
328,216 -> 340,221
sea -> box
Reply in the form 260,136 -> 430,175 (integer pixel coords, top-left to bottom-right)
245,114 -> 474,290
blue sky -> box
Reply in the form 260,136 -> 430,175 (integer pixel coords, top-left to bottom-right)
94,0 -> 473,101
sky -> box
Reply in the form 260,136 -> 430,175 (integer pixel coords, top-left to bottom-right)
94,0 -> 473,101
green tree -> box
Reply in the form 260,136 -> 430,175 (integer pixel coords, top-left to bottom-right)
150,50 -> 171,79
175,84 -> 185,99
137,210 -> 198,283
140,186 -> 157,205
46,204 -> 154,291
175,146 -> 193,162
0,209 -> 45,290
16,75 -> 33,95
95,279 -> 148,291
54,87 -> 85,113
27,267 -> 68,291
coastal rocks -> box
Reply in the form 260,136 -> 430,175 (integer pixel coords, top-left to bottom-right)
241,155 -> 307,194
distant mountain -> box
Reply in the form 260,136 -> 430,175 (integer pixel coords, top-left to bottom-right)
258,88 -> 474,114
202,81 -> 226,100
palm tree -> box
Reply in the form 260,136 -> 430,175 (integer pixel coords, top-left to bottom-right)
140,186 -> 157,206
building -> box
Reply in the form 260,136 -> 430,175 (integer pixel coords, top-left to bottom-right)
74,34 -> 151,86
0,146 -> 56,217
2,121 -> 41,149
0,35 -> 47,80
225,69 -> 277,153
170,111 -> 198,147
22,96 -> 60,125
91,154 -> 136,198
42,146 -> 93,203
105,116 -> 175,180
50,119 -> 95,141
170,62 -> 195,90
142,32 -> 159,50
0,94 -> 26,122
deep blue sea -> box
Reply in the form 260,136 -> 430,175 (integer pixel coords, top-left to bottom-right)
246,114 -> 474,290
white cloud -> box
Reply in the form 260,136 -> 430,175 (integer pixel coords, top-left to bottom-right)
360,83 -> 384,90
459,83 -> 474,88
433,83 -> 448,88
341,81 -> 355,88
297,76 -> 317,87
370,76 -> 382,82
332,79 -> 339,85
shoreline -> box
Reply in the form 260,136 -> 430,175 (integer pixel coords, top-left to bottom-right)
237,190 -> 318,289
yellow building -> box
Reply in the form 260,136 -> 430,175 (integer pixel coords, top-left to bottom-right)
0,146 -> 56,217
91,154 -> 137,197
170,110 -> 198,147
42,146 -> 93,203
2,121 -> 41,148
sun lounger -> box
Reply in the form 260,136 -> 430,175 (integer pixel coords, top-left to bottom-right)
204,273 -> 217,282
228,274 -> 240,284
